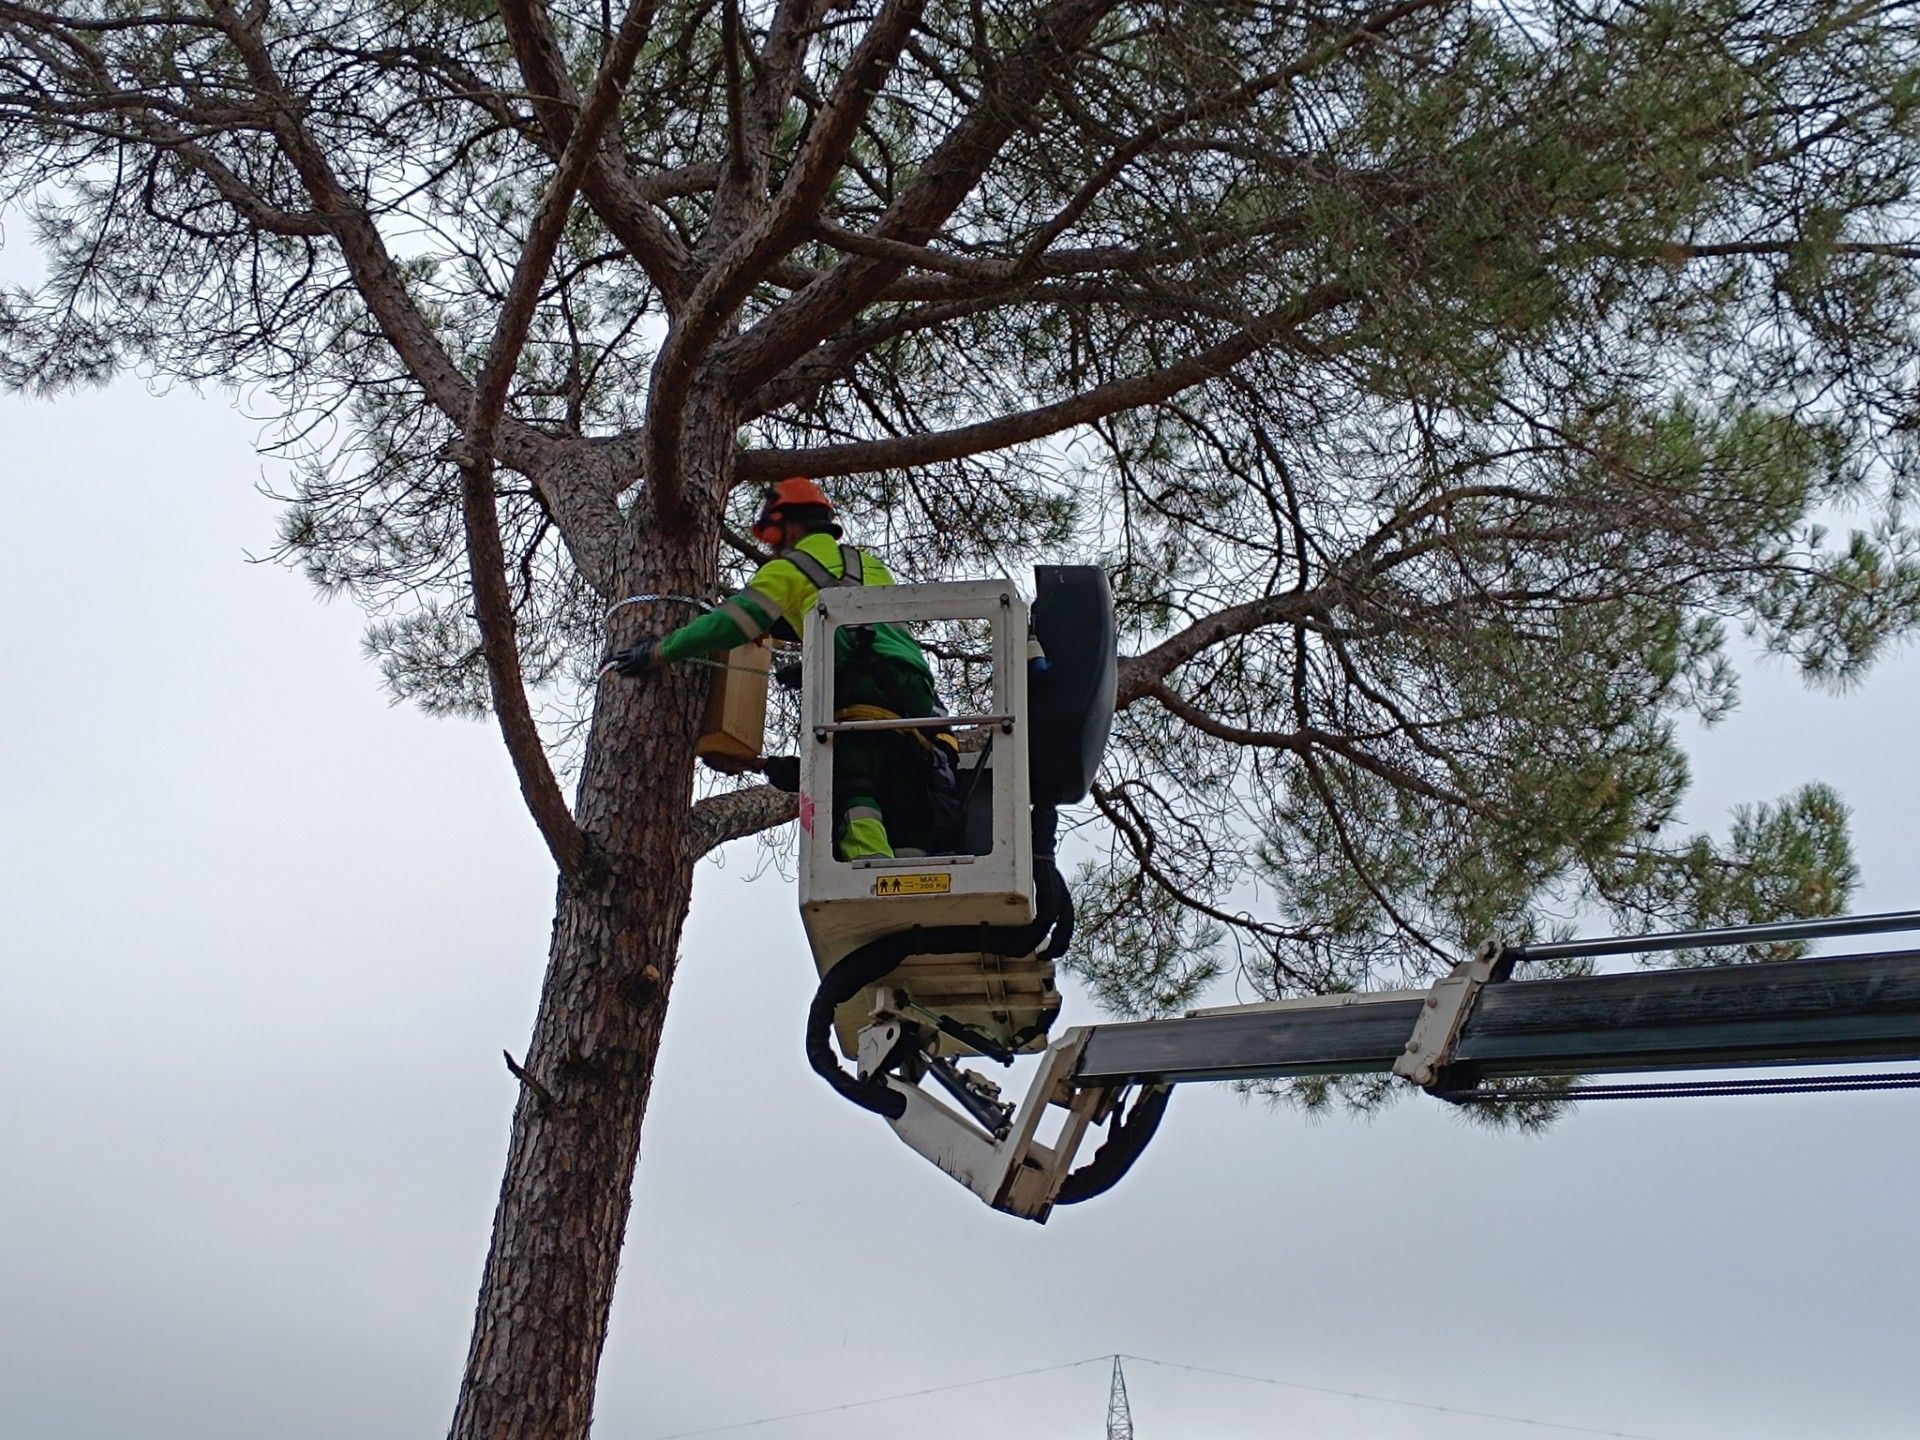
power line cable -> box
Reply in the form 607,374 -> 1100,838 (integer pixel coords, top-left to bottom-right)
1118,1354 -> 1677,1440
638,1355 -> 1112,1440
639,1349 -> 1682,1440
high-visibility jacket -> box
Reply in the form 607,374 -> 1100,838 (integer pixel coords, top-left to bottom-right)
658,530 -> 930,677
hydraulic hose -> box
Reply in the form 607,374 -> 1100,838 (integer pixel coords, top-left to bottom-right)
1044,872 -> 1075,961
806,854 -> 1068,1118
1053,1084 -> 1173,1206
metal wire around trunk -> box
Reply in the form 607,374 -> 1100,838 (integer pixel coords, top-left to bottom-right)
604,592 -> 716,620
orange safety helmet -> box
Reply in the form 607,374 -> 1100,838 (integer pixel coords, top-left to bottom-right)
752,476 -> 840,546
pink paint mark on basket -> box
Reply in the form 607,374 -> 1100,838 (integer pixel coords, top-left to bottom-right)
799,793 -> 816,834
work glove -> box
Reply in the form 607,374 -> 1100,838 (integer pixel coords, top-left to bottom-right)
772,659 -> 805,691
761,756 -> 801,793
606,638 -> 661,677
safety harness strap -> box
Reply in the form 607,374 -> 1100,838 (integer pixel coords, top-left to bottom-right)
840,543 -> 866,586
835,701 -> 951,754
780,543 -> 865,593
781,548 -> 832,590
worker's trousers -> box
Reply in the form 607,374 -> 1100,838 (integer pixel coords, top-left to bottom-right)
831,660 -> 958,862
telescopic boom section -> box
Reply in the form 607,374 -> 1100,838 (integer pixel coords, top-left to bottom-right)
876,912 -> 1920,1222
1078,942 -> 1920,1087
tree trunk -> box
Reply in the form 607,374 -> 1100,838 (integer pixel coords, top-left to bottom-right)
448,407 -> 732,1440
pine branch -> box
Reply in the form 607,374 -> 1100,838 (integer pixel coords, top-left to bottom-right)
644,0 -> 928,529
686,783 -> 800,859
497,0 -> 695,307
454,0 -> 660,883
741,283 -> 1355,477
722,0 -> 1124,397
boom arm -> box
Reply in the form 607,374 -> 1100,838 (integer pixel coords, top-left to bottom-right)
867,911 -> 1920,1222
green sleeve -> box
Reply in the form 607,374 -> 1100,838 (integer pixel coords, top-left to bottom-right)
658,608 -> 747,663
658,589 -> 780,663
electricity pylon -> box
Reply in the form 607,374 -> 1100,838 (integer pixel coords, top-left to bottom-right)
1106,1355 -> 1134,1440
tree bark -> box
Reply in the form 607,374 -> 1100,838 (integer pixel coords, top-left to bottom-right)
448,405 -> 733,1440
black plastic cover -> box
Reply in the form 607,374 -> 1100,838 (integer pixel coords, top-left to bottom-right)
1028,566 -> 1117,806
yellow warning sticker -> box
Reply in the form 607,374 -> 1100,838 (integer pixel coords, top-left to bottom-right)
873,872 -> 952,897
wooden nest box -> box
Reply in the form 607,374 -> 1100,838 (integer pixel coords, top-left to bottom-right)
696,642 -> 771,774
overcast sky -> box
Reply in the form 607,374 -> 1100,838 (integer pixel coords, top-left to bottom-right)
5,372 -> 1920,1440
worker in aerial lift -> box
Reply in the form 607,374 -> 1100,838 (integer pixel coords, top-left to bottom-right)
607,477 -> 960,860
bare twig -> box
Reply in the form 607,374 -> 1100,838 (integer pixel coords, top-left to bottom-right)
502,1049 -> 559,1107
